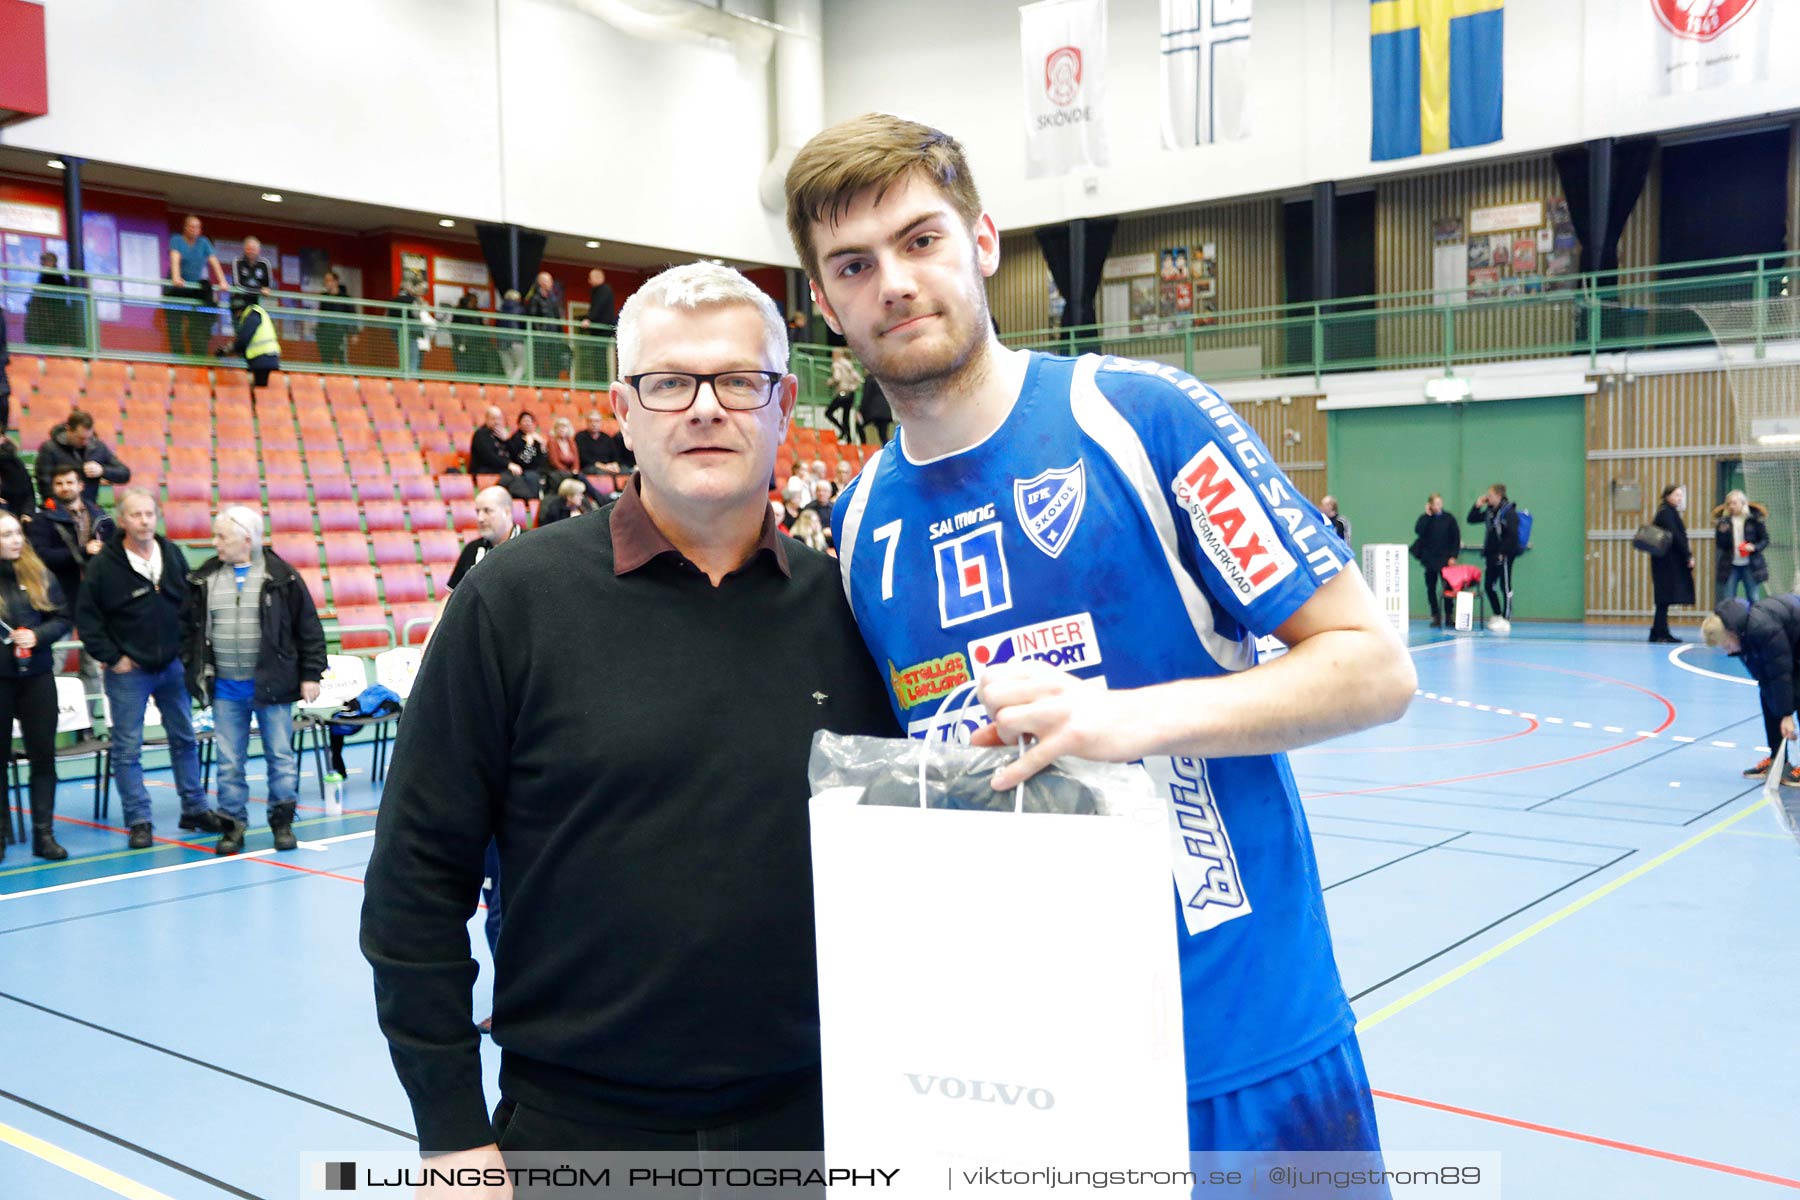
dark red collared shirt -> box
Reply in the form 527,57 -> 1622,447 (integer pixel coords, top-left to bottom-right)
609,477 -> 790,579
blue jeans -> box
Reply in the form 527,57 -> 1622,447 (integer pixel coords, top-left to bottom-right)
1718,564 -> 1762,605
211,691 -> 298,825
105,658 -> 207,828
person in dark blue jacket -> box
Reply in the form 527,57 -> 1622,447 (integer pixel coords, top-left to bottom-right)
1703,593 -> 1800,785
0,511 -> 71,861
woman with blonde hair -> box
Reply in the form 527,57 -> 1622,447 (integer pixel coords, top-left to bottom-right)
1712,489 -> 1770,604
546,415 -> 582,480
790,507 -> 831,554
0,511 -> 70,860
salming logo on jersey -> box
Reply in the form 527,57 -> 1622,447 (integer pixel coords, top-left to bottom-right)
1172,444 -> 1296,601
1143,755 -> 1251,935
934,524 -> 1013,627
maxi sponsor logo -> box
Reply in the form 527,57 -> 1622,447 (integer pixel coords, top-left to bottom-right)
967,613 -> 1103,674
1142,755 -> 1250,935
889,652 -> 972,710
1104,358 -> 1344,586
1172,444 -> 1295,601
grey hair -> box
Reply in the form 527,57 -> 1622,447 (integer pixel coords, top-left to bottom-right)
615,262 -> 787,377
217,505 -> 264,545
115,486 -> 158,515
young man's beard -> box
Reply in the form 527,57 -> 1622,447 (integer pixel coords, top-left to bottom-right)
856,294 -> 991,396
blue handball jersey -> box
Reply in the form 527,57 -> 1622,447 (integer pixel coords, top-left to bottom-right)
830,351 -> 1358,1100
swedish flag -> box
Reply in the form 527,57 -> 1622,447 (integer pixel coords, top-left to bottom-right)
1371,0 -> 1503,161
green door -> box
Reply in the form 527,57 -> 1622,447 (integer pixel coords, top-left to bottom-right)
1327,395 -> 1586,620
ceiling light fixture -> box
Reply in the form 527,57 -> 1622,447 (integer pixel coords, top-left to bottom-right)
585,240 -> 600,249
261,192 -> 283,203
438,218 -> 455,228
47,159 -> 65,170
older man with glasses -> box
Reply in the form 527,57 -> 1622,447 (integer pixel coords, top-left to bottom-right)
361,262 -> 898,1180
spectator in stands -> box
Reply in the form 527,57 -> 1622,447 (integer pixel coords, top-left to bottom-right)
803,477 -> 835,528
316,270 -> 357,367
576,409 -> 634,478
393,275 -> 426,374
0,511 -> 70,862
1411,493 -> 1461,630
524,271 -> 565,381
25,251 -> 78,349
469,406 -> 514,478
450,293 -> 487,376
834,458 -> 855,492
860,373 -> 892,444
496,289 -> 527,381
537,476 -> 598,526
1648,483 -> 1694,644
1321,496 -> 1352,547
790,507 -> 830,554
781,474 -> 810,526
0,439 -> 34,523
76,488 -> 216,849
1702,595 -> 1800,785
825,348 -> 863,441
179,506 -> 325,857
545,416 -> 582,484
1713,490 -> 1769,605
361,261 -> 896,1165
167,215 -> 228,358
232,235 -> 274,307
222,293 -> 282,390
508,411 -> 547,497
31,463 -> 114,691
1467,484 -> 1520,634
444,486 -> 522,599
35,409 -> 130,510
578,268 -> 615,384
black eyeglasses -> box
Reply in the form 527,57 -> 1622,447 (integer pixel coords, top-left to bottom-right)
624,370 -> 784,412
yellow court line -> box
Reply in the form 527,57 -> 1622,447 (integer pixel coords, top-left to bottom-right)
0,1118 -> 176,1200
1357,798 -> 1770,1033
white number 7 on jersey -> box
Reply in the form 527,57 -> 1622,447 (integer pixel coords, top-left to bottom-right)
873,519 -> 902,601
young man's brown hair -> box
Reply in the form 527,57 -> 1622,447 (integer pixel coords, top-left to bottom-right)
784,112 -> 985,278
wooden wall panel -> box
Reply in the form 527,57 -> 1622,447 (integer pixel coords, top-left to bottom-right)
1233,391 -> 1328,499
1584,370 -> 1736,622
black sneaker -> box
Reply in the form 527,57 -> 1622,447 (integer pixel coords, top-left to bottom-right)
127,823 -> 153,849
214,816 -> 245,857
179,810 -> 225,833
1743,757 -> 1774,779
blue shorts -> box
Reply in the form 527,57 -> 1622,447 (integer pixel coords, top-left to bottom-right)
1188,1036 -> 1389,1199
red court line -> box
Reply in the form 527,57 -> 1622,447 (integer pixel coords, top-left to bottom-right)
1306,665 -> 1677,800
1374,1089 -> 1800,1190
34,812 -> 371,886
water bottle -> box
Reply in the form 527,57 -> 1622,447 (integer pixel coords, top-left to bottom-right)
325,778 -> 344,817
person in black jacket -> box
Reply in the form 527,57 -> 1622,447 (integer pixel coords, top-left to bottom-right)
1649,484 -> 1694,644
1467,484 -> 1520,633
1712,490 -> 1770,605
75,488 -> 215,849
860,373 -> 892,445
0,437 -> 34,521
24,251 -> 80,349
1411,493 -> 1461,629
0,512 -> 71,862
507,410 -> 547,496
315,270 -> 357,367
34,409 -> 131,510
469,406 -> 515,477
1703,594 -> 1800,785
179,507 -> 327,856
360,262 -> 899,1169
31,464 -> 114,693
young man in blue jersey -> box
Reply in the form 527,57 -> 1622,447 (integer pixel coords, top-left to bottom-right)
784,115 -> 1417,1161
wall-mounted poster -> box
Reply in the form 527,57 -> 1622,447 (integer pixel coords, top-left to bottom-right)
1432,218 -> 1466,305
1192,241 -> 1217,297
1129,277 -> 1159,331
1512,237 -> 1537,275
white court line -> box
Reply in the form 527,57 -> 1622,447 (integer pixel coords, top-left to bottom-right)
0,831 -> 376,903
1603,726 -> 1624,733
1668,643 -> 1755,686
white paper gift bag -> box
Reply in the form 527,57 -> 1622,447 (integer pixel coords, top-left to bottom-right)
807,734 -> 1190,1182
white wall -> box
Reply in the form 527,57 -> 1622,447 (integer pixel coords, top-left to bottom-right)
10,0 -> 799,265
822,0 -> 1800,234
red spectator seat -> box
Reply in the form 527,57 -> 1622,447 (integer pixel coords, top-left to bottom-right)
163,503 -> 213,541
167,420 -> 211,449
323,532 -> 369,568
329,566 -> 379,607
347,450 -> 386,476
217,475 -> 262,504
398,476 -> 439,502
324,377 -> 360,405
260,420 -> 301,451
89,361 -> 128,384
214,385 -> 252,408
389,379 -> 424,405
269,502 -> 314,534
437,475 -> 474,501
371,407 -> 409,432
380,564 -> 429,604
427,561 -> 458,598
363,501 -> 406,532
514,500 -> 532,527
407,500 -> 450,533
316,501 -> 362,533
310,474 -> 354,501
263,451 -> 305,477
167,447 -> 211,475
264,476 -> 308,501
417,528 -> 460,564
272,532 -> 319,568
299,567 -> 329,611
392,603 -> 437,646
417,428 -> 457,454
332,605 -> 392,652
355,478 -> 396,502
453,503 -> 479,533
340,427 -> 378,453
386,450 -> 427,476
215,424 -> 257,451
165,476 -> 210,503
170,366 -> 211,387
371,531 -> 418,566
